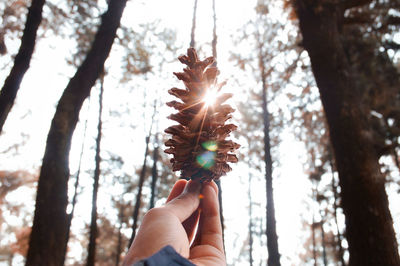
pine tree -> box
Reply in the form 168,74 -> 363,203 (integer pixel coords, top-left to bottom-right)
149,133 -> 159,210
86,72 -> 104,266
128,104 -> 157,247
190,0 -> 198,48
293,1 -> 400,264
0,0 -> 45,133
26,0 -> 128,264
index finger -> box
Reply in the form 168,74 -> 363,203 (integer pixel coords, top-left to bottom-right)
164,180 -> 202,222
166,179 -> 188,203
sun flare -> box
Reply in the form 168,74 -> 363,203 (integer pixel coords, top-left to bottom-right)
203,88 -> 218,107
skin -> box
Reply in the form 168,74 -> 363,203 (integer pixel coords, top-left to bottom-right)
123,179 -> 226,266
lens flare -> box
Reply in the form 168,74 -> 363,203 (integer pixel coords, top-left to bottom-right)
196,151 -> 216,169
201,141 -> 218,151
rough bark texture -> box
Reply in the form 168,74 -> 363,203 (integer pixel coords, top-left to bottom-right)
259,42 -> 280,266
295,1 -> 400,265
26,0 -> 127,264
0,0 -> 45,134
86,76 -> 104,266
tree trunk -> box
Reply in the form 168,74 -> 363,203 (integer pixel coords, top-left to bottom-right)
211,0 -> 217,64
86,73 -> 104,266
0,0 -> 45,134
319,214 -> 328,266
258,39 -> 281,266
311,187 -> 317,266
190,0 -> 198,48
128,134 -> 150,248
216,179 -> 225,251
26,0 -> 127,264
115,204 -> 124,266
295,1 -> 400,265
8,253 -> 13,266
149,134 -> 159,210
248,173 -> 254,266
210,2 -> 225,249
311,217 -> 317,266
63,98 -> 91,262
128,104 -> 157,248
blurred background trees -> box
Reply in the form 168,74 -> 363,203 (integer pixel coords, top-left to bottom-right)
0,0 -> 399,265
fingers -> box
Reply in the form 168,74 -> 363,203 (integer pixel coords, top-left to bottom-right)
194,181 -> 224,253
164,180 -> 202,222
166,179 -> 187,203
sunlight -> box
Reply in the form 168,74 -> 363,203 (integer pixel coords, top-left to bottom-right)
203,87 -> 218,107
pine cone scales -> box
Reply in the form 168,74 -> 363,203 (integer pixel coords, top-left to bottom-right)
164,48 -> 240,182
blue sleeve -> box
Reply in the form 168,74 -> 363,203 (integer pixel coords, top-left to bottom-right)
133,245 -> 195,266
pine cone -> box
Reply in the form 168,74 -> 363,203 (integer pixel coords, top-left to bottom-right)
164,48 -> 240,182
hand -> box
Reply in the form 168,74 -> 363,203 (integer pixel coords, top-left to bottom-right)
123,179 -> 226,266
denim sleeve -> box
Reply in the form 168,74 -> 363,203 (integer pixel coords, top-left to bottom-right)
133,245 -> 195,266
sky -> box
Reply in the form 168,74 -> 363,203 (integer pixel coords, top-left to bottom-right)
0,0 -> 399,265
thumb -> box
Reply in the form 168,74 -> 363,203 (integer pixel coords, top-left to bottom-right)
164,180 -> 202,222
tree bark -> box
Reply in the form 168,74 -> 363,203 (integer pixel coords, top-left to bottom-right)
149,134 -> 159,210
26,0 -> 127,264
190,0 -> 198,48
86,73 -> 104,266
295,1 -> 400,265
0,0 -> 45,134
63,98 -> 91,262
258,39 -> 281,266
